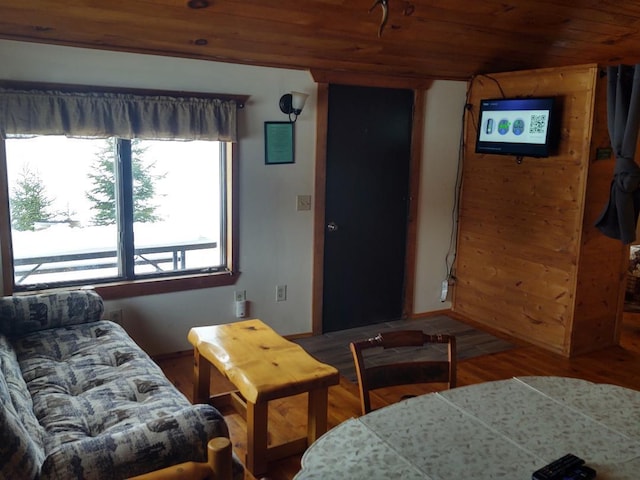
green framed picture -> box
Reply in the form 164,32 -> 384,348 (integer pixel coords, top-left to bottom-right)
264,121 -> 294,164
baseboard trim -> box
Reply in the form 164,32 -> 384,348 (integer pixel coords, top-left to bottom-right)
410,308 -> 453,319
152,349 -> 192,362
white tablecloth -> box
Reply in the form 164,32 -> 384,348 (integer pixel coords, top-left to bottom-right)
294,376 -> 640,479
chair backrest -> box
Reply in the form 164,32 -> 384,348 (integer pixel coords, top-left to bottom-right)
349,330 -> 456,415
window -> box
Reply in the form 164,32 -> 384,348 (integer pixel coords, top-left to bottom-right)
0,83 -> 244,298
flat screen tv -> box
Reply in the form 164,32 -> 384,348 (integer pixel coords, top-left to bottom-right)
475,97 -> 557,158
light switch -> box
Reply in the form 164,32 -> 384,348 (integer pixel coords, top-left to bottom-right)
296,195 -> 312,211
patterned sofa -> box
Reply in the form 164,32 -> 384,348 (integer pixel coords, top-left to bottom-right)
0,290 -> 242,479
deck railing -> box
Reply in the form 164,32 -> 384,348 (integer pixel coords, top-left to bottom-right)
14,241 -> 217,284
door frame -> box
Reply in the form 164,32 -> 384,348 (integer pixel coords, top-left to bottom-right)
310,71 -> 430,334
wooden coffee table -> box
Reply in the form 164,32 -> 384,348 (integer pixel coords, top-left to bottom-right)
187,319 -> 340,476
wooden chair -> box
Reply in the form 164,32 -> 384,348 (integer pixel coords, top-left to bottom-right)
349,330 -> 457,415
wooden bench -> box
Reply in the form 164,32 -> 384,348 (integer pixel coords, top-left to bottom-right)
187,319 -> 340,476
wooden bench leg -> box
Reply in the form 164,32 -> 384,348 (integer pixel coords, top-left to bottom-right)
307,387 -> 329,444
246,400 -> 268,476
193,347 -> 211,404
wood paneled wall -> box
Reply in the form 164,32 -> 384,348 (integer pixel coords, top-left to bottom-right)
453,64 -> 628,356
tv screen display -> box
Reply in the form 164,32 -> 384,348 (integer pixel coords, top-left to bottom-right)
475,97 -> 557,158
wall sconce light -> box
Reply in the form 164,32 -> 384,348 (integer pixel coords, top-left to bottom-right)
279,91 -> 309,122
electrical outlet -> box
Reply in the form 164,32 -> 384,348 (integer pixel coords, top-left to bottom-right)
108,309 -> 123,324
276,284 -> 287,302
234,290 -> 246,302
440,280 -> 448,302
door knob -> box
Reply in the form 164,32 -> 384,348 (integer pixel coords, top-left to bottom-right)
327,222 -> 339,232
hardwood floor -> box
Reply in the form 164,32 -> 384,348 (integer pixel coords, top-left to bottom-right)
155,312 -> 640,480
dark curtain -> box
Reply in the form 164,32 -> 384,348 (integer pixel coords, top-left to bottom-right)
595,64 -> 640,244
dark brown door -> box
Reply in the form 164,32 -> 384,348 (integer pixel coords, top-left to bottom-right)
322,84 -> 413,332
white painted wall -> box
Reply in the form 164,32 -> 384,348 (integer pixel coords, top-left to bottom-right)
0,40 -> 466,355
413,81 -> 468,313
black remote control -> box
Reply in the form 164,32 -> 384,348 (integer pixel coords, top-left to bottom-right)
563,465 -> 597,480
532,453 -> 585,480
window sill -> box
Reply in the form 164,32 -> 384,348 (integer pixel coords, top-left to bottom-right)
94,271 -> 241,300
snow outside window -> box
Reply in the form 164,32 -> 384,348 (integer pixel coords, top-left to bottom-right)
4,135 -> 227,290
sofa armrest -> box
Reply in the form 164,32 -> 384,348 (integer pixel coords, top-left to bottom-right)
127,437 -> 233,480
0,290 -> 104,336
40,405 -> 242,480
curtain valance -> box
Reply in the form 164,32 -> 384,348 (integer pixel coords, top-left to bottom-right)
0,87 -> 238,142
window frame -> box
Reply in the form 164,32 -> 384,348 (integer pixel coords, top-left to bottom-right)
96,142 -> 240,300
0,82 -> 244,299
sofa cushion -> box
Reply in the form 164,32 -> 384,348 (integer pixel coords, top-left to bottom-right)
0,334 -> 45,480
12,320 -> 232,479
0,290 -> 104,337
40,405 -> 232,479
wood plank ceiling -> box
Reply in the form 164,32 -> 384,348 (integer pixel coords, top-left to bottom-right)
1,0 -> 640,81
